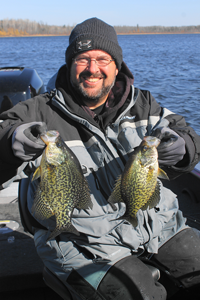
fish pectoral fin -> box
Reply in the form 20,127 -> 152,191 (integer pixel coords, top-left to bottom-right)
32,167 -> 41,181
158,168 -> 169,180
147,181 -> 161,209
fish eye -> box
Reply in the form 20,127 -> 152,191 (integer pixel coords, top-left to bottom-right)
143,146 -> 148,151
56,142 -> 62,148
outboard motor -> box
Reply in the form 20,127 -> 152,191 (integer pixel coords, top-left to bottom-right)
0,67 -> 45,113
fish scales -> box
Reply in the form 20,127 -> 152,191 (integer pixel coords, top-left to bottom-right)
108,136 -> 168,227
31,130 -> 92,241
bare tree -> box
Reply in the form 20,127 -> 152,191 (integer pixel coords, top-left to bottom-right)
0,19 -> 200,36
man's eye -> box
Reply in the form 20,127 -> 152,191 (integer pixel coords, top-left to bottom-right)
77,58 -> 88,62
97,58 -> 109,63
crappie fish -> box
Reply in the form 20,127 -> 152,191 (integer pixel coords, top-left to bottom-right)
108,136 -> 169,227
31,130 -> 92,241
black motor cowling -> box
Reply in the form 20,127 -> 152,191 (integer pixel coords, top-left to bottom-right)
0,66 -> 45,113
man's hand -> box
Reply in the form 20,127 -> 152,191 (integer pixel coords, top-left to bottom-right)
152,127 -> 186,166
12,122 -> 47,161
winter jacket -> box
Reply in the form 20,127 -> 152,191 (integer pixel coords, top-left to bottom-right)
0,63 -> 200,295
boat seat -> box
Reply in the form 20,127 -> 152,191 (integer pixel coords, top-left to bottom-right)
43,266 -> 72,300
18,177 -> 160,299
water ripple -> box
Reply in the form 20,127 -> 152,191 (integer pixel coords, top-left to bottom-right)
0,34 -> 200,135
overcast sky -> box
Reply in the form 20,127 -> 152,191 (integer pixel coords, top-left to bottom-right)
1,0 -> 200,27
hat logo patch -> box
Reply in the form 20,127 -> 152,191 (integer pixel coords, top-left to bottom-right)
76,40 -> 92,51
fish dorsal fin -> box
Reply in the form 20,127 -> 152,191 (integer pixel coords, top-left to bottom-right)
32,167 -> 41,181
148,181 -> 161,209
108,176 -> 124,204
158,168 -> 169,180
76,195 -> 93,210
75,178 -> 93,210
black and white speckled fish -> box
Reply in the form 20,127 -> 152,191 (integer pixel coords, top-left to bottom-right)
108,136 -> 169,227
31,130 -> 92,241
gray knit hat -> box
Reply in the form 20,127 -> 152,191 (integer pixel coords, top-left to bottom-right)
65,18 -> 123,70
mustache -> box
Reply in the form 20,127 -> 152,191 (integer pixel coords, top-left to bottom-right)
79,70 -> 106,79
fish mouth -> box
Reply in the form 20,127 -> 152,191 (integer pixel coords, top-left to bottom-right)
40,130 -> 60,145
144,136 -> 160,147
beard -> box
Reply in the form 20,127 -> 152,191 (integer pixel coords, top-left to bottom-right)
71,71 -> 116,105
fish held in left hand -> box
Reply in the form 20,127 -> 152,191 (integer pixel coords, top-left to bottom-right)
108,136 -> 169,228
31,130 -> 92,241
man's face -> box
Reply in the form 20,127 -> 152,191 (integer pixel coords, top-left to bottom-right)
70,50 -> 119,109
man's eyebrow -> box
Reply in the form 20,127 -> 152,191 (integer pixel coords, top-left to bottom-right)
77,55 -> 111,59
76,54 -> 88,57
97,55 -> 111,59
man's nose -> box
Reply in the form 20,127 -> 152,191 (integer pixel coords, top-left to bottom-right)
86,59 -> 99,73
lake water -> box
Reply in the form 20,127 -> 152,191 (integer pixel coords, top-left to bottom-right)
0,34 -> 200,135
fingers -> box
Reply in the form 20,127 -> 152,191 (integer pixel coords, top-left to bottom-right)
12,122 -> 47,161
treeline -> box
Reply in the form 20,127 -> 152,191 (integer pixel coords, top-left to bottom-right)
0,19 -> 74,36
115,24 -> 200,34
0,19 -> 200,37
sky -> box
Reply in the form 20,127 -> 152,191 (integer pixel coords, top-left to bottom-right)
1,0 -> 200,27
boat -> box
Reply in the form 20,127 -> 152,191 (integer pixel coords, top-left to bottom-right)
0,67 -> 200,299
0,66 -> 45,111
0,67 -> 57,299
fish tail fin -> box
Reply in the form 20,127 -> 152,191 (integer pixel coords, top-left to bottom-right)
123,215 -> 138,228
110,215 -> 138,228
66,223 -> 80,236
46,229 -> 60,242
46,223 -> 80,242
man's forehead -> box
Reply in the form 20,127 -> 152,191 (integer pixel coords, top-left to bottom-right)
75,49 -> 112,58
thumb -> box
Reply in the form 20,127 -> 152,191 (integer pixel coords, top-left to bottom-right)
24,122 -> 47,145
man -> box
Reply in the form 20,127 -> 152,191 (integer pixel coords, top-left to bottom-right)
0,18 -> 200,299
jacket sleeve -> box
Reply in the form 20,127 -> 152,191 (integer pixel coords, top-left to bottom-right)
0,118 -> 26,185
164,113 -> 200,179
141,90 -> 200,179
0,94 -> 50,185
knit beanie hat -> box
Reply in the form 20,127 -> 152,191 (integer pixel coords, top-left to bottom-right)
65,18 -> 123,70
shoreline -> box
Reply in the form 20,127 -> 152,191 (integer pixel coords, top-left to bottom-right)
0,32 -> 200,38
